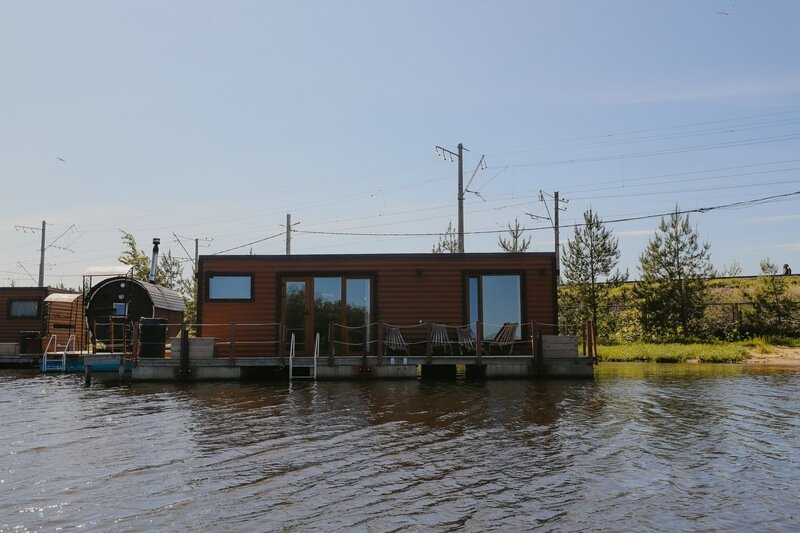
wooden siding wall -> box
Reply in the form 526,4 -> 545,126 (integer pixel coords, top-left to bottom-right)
46,296 -> 87,350
199,254 -> 556,357
0,288 -> 90,349
0,288 -> 48,344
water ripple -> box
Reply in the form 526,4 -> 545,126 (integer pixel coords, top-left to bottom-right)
1,365 -> 799,531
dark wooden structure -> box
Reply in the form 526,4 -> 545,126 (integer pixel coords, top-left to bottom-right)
198,253 -> 558,358
85,275 -> 185,352
0,287 -> 86,353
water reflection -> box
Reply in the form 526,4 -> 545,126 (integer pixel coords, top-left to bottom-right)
1,366 -> 798,531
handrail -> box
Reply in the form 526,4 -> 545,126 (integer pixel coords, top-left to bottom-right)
41,335 -> 57,372
61,334 -> 76,373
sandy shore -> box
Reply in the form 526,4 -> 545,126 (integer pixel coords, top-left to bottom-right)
744,346 -> 800,366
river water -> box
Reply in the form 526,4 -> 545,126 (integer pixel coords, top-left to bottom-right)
1,364 -> 798,532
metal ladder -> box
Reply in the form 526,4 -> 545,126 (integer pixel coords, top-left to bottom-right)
41,334 -> 75,373
289,333 -> 318,381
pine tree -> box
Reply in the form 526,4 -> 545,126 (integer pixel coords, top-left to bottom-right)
560,209 -> 625,337
634,209 -> 713,340
747,259 -> 798,336
498,218 -> 531,252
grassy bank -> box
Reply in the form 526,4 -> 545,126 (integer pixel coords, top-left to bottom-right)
597,342 -> 749,363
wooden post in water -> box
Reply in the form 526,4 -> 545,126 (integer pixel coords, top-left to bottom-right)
229,322 -> 236,362
425,322 -> 433,365
180,323 -> 189,380
328,322 -> 335,366
278,322 -> 285,367
475,322 -> 483,366
377,322 -> 384,360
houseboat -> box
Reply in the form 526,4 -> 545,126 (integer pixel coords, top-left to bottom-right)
176,252 -> 594,379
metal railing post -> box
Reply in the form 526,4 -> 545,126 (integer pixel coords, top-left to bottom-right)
229,322 -> 236,362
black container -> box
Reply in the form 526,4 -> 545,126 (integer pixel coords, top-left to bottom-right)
139,318 -> 167,358
19,331 -> 42,354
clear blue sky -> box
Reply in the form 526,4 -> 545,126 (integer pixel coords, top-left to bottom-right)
2,1 -> 799,287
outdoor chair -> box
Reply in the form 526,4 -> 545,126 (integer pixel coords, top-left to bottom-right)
428,323 -> 451,356
487,322 -> 519,355
456,325 -> 477,356
383,325 -> 409,355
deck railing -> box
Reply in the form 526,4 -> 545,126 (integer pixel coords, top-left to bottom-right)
86,319 -> 596,363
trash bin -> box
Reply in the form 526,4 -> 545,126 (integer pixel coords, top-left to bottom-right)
139,318 -> 167,358
19,331 -> 42,354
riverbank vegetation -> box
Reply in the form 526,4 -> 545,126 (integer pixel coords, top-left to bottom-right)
597,342 -> 748,363
557,208 -> 799,362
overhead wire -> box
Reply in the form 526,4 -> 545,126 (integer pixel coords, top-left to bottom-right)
292,190 -> 800,238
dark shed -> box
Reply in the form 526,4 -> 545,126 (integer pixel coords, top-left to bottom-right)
85,269 -> 185,352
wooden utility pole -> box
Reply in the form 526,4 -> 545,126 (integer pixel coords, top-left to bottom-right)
38,220 -> 46,287
286,213 -> 291,255
554,191 -> 560,283
531,191 -> 568,285
436,143 -> 466,252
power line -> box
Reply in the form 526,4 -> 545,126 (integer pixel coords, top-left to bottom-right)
498,133 -> 800,170
212,231 -> 284,255
292,190 -> 800,238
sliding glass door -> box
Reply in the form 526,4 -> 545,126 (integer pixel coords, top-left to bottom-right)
281,276 -> 372,355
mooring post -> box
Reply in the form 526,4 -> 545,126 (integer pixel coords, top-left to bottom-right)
180,323 -> 189,380
583,320 -> 589,357
328,322 -> 335,366
229,322 -> 236,362
131,325 -> 139,367
363,327 -> 369,364
476,322 -> 483,366
425,322 -> 432,365
533,323 -> 543,366
377,322 -> 384,360
278,322 -> 285,367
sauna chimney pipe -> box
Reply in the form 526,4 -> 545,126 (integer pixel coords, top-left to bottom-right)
149,238 -> 160,283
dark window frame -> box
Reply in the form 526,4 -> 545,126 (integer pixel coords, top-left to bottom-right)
464,271 -> 526,340
206,273 -> 255,302
8,299 -> 41,319
277,272 -> 376,355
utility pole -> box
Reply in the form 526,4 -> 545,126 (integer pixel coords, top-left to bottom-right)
281,214 -> 300,255
554,191 -> 561,283
173,233 -> 212,277
15,221 -> 76,288
286,213 -> 291,255
38,220 -> 46,287
529,191 -> 568,284
436,143 -> 466,252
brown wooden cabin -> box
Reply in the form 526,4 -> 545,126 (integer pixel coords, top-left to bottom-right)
0,287 -> 85,353
197,253 -> 558,358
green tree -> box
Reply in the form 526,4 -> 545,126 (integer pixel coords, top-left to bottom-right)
560,209 -> 626,338
118,231 -> 196,325
432,221 -> 459,253
498,217 -> 531,252
747,259 -> 798,336
634,209 -> 713,340
118,231 -> 150,281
